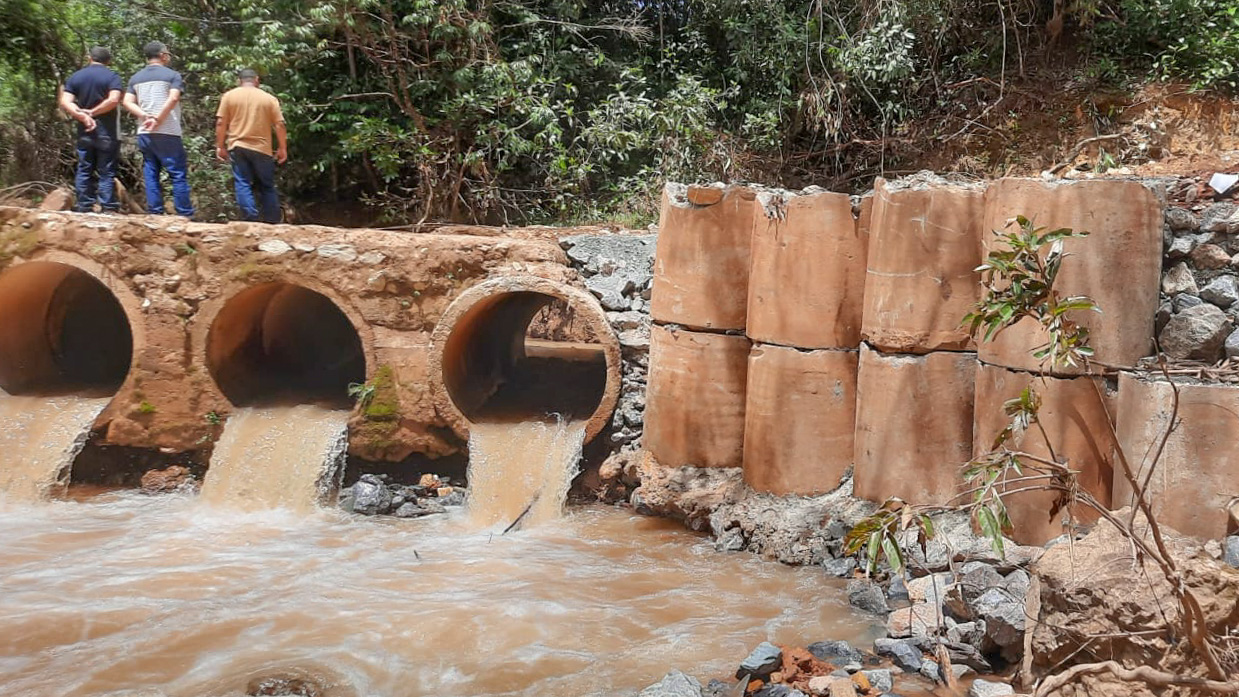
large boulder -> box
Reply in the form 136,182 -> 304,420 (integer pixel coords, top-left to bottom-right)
1159,304 -> 1232,361
1029,509 -> 1239,695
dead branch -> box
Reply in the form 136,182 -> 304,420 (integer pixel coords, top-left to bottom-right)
1034,661 -> 1239,696
1048,134 -> 1124,174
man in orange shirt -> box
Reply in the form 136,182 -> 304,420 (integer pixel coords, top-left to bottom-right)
215,69 -> 288,223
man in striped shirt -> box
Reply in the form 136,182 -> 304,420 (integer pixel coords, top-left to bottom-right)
122,41 -> 194,218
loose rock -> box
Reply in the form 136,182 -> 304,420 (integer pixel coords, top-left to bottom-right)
1201,275 -> 1239,308
861,669 -> 893,693
1161,262 -> 1198,295
967,679 -> 1014,697
639,670 -> 704,697
140,465 -> 194,493
1191,243 -> 1232,270
873,638 -> 922,672
351,476 -> 393,515
806,640 -> 862,666
737,642 -> 783,679
1159,303 -> 1232,360
1224,536 -> 1239,568
846,579 -> 890,615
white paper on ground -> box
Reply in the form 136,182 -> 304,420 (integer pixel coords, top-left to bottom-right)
1209,172 -> 1239,195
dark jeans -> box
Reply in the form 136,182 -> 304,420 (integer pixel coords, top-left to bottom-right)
137,133 -> 194,217
230,147 -> 281,223
74,131 -> 120,212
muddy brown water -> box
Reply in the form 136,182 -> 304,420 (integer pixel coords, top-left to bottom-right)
0,492 -> 884,697
465,420 -> 586,528
0,394 -> 110,501
200,405 -> 350,514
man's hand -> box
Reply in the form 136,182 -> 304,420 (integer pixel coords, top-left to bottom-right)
78,111 -> 97,132
275,146 -> 288,164
216,146 -> 229,162
142,115 -> 157,131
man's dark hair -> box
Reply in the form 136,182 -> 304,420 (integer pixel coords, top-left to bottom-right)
143,41 -> 168,59
89,46 -> 112,65
238,68 -> 259,82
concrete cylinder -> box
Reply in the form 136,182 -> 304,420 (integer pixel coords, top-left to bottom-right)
747,190 -> 867,349
1115,373 -> 1239,539
743,344 -> 857,495
973,363 -> 1116,545
861,178 -> 984,353
979,179 -> 1162,374
854,346 -> 976,506
644,324 -> 749,467
650,184 -> 756,331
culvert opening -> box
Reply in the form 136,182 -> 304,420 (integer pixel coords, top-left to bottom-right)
206,283 -> 366,407
441,292 -> 609,424
0,262 -> 133,396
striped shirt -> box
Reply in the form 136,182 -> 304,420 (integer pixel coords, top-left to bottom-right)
127,65 -> 185,137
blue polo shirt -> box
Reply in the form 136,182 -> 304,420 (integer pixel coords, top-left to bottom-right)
64,64 -> 125,139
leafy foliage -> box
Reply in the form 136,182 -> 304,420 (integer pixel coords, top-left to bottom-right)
964,216 -> 1099,369
1,0 -> 1236,223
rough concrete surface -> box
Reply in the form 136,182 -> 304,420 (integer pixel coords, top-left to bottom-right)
853,346 -> 975,506
979,178 -> 1162,374
862,177 -> 984,353
972,363 -> 1116,545
743,344 -> 857,496
651,184 -> 755,331
1114,373 -> 1239,539
747,190 -> 866,349
0,206 -> 602,461
644,324 -> 750,468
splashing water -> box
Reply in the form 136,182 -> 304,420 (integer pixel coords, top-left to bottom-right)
0,493 -> 879,697
200,405 -> 349,513
465,419 -> 587,528
0,393 -> 111,502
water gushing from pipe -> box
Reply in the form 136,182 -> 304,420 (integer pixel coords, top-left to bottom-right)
465,418 -> 586,528
0,392 -> 110,501
200,405 -> 349,513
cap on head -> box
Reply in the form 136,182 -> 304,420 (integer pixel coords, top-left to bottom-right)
238,68 -> 259,82
144,41 -> 168,59
88,46 -> 112,65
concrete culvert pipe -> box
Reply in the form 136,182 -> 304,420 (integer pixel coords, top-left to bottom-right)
0,261 -> 133,396
430,276 -> 621,442
206,282 -> 366,407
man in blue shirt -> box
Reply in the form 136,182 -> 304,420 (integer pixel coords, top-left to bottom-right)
60,47 -> 124,213
122,41 -> 194,218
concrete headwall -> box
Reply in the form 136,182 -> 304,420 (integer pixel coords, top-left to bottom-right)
0,206 -> 632,466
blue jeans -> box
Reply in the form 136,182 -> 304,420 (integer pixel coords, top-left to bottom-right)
74,131 -> 120,212
229,147 -> 281,223
137,134 -> 194,217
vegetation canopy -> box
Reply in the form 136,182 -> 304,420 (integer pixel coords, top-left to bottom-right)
1,0 -> 1237,224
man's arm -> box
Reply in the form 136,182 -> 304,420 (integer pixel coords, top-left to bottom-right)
274,121 -> 288,164
215,113 -> 230,161
147,88 -> 181,130
88,89 -> 122,117
122,92 -> 148,120
58,89 -> 96,132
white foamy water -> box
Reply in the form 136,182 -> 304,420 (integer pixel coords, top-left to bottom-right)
465,420 -> 587,529
200,405 -> 350,513
0,493 -> 880,697
0,393 -> 111,501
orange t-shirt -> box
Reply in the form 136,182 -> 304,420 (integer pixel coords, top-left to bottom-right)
217,85 -> 284,157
